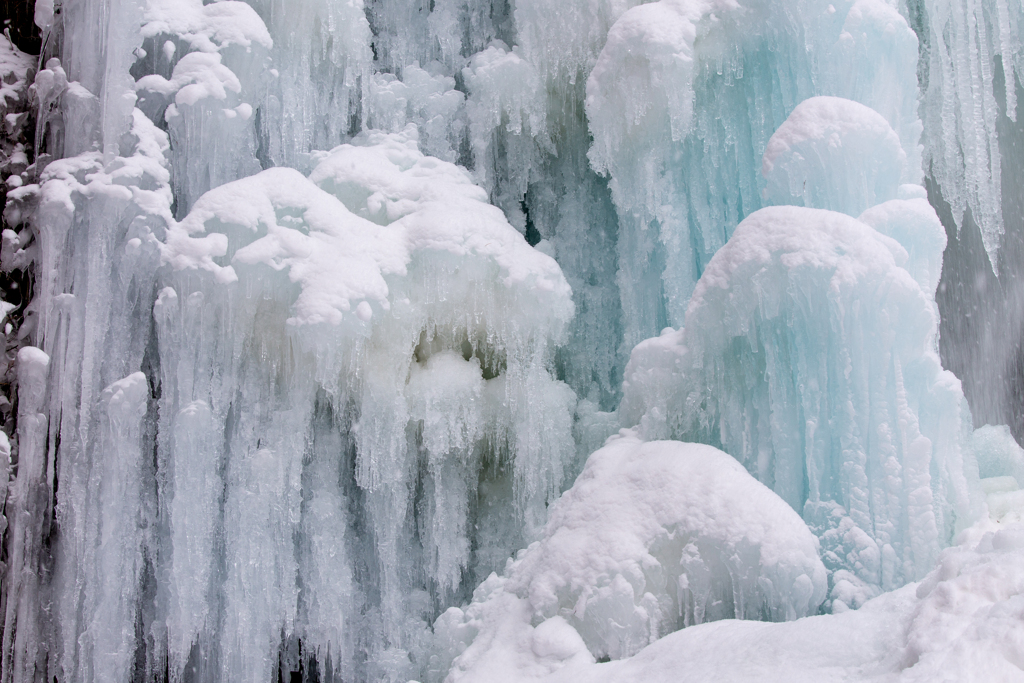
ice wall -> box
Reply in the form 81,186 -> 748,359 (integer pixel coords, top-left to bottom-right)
155,128 -> 576,682
0,0 -> 1021,681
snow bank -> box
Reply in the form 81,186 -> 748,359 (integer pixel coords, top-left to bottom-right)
902,517 -> 1024,681
433,475 -> 1024,683
433,432 -> 826,681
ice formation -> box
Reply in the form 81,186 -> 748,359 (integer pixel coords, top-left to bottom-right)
618,87 -> 983,605
911,0 -> 1024,265
585,0 -> 922,348
154,128 -> 576,683
620,202 -> 978,601
1,0 -> 1024,681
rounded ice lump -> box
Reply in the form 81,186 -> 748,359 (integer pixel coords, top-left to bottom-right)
619,204 -> 979,599
761,96 -> 907,217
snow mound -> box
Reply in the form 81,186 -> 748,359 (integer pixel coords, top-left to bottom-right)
433,432 -> 826,680
433,483 -> 1024,683
902,519 -> 1024,681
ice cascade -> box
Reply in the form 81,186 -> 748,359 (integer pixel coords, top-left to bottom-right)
0,0 -> 1020,681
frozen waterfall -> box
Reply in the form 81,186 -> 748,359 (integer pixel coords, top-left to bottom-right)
1,0 -> 1024,681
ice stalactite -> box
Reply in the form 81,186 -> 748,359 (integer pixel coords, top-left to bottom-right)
0,43 -> 173,675
247,0 -> 372,167
907,0 -> 1024,265
459,0 -> 631,407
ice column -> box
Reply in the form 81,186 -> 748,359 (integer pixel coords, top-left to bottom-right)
1,348 -> 50,683
620,205 -> 979,602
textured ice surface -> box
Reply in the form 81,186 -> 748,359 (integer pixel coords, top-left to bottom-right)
762,96 -> 907,217
585,0 -> 922,347
973,424 -> 1024,485
857,193 -> 947,299
433,432 -> 826,681
619,205 -> 980,602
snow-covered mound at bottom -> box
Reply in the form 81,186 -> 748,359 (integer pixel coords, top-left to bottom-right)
431,432 -> 827,681
431,476 -> 1024,683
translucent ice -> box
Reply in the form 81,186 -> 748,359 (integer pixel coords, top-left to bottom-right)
761,96 -> 907,217
858,193 -> 947,299
620,205 -> 980,597
913,0 -> 1024,264
973,424 -> 1024,483
585,0 -> 923,346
